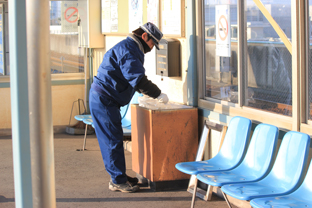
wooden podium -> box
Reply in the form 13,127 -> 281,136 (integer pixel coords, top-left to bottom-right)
131,104 -> 198,190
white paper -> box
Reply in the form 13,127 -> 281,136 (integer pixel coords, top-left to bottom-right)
61,1 -> 79,33
161,0 -> 181,35
129,0 -> 143,32
101,0 -> 111,33
147,0 -> 159,26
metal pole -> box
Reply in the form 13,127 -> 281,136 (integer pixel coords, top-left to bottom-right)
291,0 -> 300,131
27,0 -> 56,207
191,178 -> 198,208
186,0 -> 198,107
86,48 -> 93,113
84,48 -> 89,113
221,190 -> 233,208
9,0 -> 33,207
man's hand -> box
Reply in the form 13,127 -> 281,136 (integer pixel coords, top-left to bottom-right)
157,93 -> 169,104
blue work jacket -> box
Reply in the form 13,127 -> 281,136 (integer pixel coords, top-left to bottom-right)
93,36 -> 145,106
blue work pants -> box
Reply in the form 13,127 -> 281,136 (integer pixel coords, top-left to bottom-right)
89,88 -> 127,184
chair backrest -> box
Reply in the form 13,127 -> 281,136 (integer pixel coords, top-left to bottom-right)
262,131 -> 310,190
121,92 -> 142,128
213,116 -> 252,167
292,158 -> 312,199
236,123 -> 279,177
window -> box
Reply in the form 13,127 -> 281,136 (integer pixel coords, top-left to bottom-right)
309,0 -> 312,120
49,1 -> 84,74
203,0 -> 292,116
204,0 -> 238,103
0,1 -> 84,76
245,0 -> 292,116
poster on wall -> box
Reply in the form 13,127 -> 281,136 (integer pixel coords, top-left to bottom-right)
110,0 -> 118,32
215,5 -> 231,57
129,0 -> 143,32
101,0 -> 119,33
101,0 -> 111,33
61,1 -> 79,33
147,0 -> 159,26
161,0 -> 181,35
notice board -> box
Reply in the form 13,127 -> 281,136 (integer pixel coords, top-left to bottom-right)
101,0 -> 148,35
101,0 -> 184,37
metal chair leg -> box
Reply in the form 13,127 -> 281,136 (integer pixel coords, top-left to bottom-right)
221,190 -> 233,208
82,124 -> 87,151
191,178 -> 198,208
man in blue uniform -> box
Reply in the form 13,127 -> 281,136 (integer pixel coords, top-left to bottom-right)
89,22 -> 168,193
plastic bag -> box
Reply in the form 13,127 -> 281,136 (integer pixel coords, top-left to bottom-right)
138,95 -> 191,110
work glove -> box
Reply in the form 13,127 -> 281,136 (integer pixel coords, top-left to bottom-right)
157,93 -> 169,104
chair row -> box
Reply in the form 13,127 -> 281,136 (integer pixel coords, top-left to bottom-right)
175,116 -> 312,208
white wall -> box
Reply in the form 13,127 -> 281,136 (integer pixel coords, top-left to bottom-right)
103,36 -> 189,104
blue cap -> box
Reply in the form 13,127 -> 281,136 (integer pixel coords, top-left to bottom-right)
140,22 -> 163,50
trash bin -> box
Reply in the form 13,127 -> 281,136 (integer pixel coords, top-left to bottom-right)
131,104 -> 198,191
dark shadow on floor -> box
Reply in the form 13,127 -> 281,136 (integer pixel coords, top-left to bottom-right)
0,195 -> 14,202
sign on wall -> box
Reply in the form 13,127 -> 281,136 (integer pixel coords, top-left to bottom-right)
216,5 -> 231,57
147,0 -> 159,26
161,0 -> 181,36
61,2 -> 79,33
101,0 -> 118,33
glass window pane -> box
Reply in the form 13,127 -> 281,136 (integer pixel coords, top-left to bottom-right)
308,0 -> 312,120
245,1 -> 292,116
309,1 -> 312,120
204,1 -> 238,103
50,1 -> 84,74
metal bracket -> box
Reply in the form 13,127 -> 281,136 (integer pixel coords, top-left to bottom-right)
187,120 -> 228,201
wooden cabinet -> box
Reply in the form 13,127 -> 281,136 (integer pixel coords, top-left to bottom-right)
131,104 -> 198,182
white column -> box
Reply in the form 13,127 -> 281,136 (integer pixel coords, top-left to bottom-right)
9,0 -> 33,207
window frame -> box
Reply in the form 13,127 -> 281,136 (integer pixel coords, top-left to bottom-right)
196,0 -> 309,132
0,0 -> 86,83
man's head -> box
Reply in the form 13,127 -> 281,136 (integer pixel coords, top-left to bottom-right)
133,22 -> 163,50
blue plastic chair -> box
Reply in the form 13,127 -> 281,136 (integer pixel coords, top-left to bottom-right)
74,114 -> 92,121
175,116 -> 252,207
250,158 -> 312,208
120,92 -> 142,136
76,93 -> 142,150
196,123 -> 279,207
175,116 -> 252,175
221,131 -> 310,202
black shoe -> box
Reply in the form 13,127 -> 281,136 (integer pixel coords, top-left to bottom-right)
109,180 -> 139,193
127,175 -> 139,186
